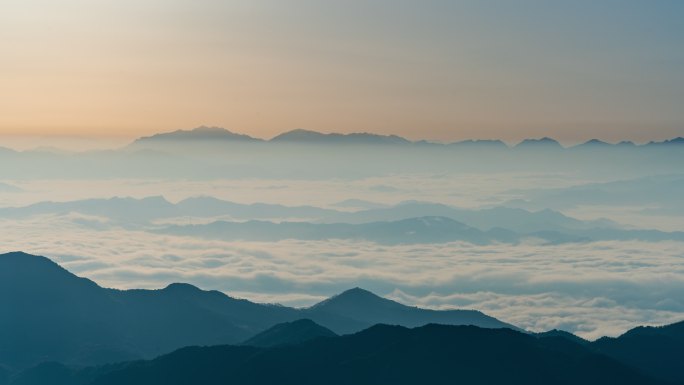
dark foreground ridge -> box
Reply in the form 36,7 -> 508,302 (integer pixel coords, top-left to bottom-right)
2,252 -> 684,384
0,251 -> 515,371
241,319 -> 337,347
7,323 -> 676,385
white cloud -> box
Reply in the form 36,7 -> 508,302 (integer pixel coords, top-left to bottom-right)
1,214 -> 683,339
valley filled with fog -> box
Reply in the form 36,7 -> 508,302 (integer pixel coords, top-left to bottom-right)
2,128 -> 683,339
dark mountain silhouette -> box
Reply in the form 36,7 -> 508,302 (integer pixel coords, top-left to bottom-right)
515,137 -> 564,149
647,137 -> 684,147
0,252 -> 515,371
592,321 -> 684,383
119,125 -> 684,152
309,288 -> 519,333
536,329 -> 589,345
270,129 -> 411,145
327,201 -> 617,232
6,195 -> 681,244
0,196 -> 615,234
124,127 -> 684,150
0,251 -> 299,370
159,214 -> 684,245
133,126 -> 262,144
0,196 -> 178,223
10,324 -> 666,385
0,196 -> 337,224
617,140 -> 637,147
157,216 -> 519,245
175,196 -> 335,220
573,139 -> 613,149
2,129 -> 683,180
449,139 -> 508,148
242,319 -> 337,347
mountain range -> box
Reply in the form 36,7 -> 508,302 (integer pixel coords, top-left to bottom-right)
8,321 -> 684,385
0,196 -> 612,232
160,216 -> 684,245
0,251 -> 514,372
2,127 -> 683,180
6,196 -> 684,245
126,126 -> 684,150
2,251 -> 684,384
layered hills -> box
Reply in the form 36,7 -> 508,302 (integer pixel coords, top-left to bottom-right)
0,252 -> 514,371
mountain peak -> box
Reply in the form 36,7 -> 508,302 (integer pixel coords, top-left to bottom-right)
242,319 -> 337,347
162,282 -> 203,293
1,250 -> 36,258
578,139 -> 611,147
271,130 -> 411,145
311,287 -> 398,312
338,287 -> 378,299
515,137 -> 563,148
450,139 -> 508,148
192,125 -> 230,133
133,126 -> 261,144
648,137 -> 684,146
0,251 -> 64,272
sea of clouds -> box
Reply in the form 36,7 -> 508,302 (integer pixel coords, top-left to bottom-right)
2,213 -> 682,340
2,171 -> 683,339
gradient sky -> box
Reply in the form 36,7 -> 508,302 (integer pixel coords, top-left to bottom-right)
1,0 -> 683,143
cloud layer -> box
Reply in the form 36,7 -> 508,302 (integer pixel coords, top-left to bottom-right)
2,214 -> 682,339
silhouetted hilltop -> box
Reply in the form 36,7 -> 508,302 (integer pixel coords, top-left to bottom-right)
0,252 -> 516,371
449,139 -> 508,148
134,126 -> 262,143
0,251 -> 299,370
158,216 -> 517,245
647,137 -> 684,146
242,319 -> 337,347
573,139 -> 613,149
159,215 -> 684,245
592,320 -> 684,383
309,287 -> 519,332
0,196 -> 177,222
0,196 -> 613,233
535,329 -> 589,345
3,253 -> 683,384
271,129 -> 411,145
124,126 -> 684,150
6,195 -> 684,244
12,324 -> 666,385
515,137 -> 563,149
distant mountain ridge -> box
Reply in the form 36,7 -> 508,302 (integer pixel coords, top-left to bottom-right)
7,196 -> 684,245
127,126 -> 684,149
158,216 -> 684,245
0,196 -> 609,232
271,129 -> 411,145
135,126 -> 262,143
0,252 -> 516,371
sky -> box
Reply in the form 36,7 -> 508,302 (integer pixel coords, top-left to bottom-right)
1,0 -> 683,144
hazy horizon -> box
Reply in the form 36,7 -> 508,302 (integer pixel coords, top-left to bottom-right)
2,3 -> 684,382
1,125 -> 683,152
2,1 -> 683,144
